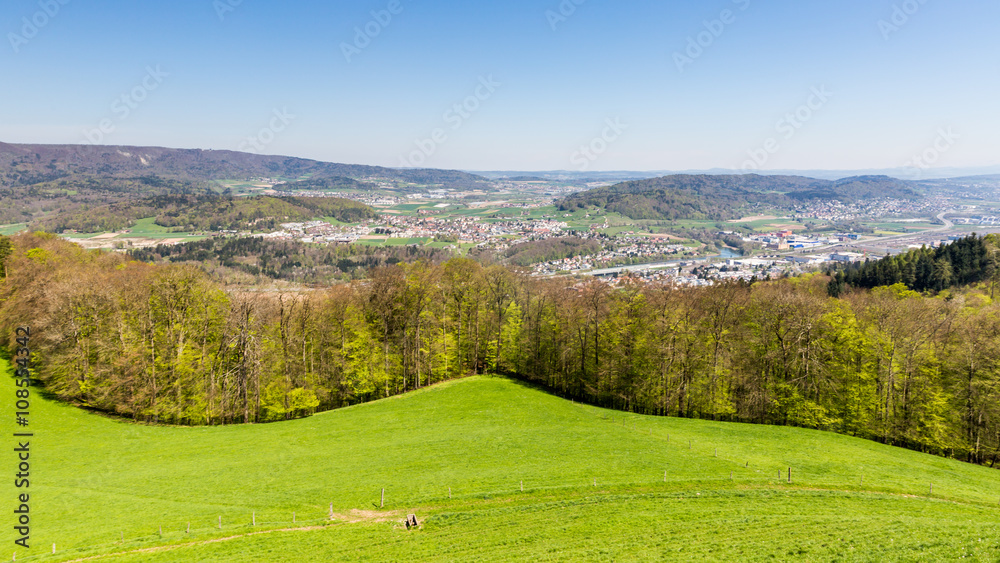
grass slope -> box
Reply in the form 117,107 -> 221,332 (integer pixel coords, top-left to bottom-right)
0,223 -> 27,236
3,359 -> 1000,561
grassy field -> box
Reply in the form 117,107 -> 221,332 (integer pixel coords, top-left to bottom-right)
124,217 -> 203,239
0,223 -> 28,236
4,359 -> 1000,561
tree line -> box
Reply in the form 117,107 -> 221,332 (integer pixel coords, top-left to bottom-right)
827,235 -> 998,296
128,236 -> 453,284
4,232 -> 1000,467
31,194 -> 378,234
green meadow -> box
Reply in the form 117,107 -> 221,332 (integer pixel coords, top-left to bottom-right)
3,359 -> 1000,561
0,224 -> 27,236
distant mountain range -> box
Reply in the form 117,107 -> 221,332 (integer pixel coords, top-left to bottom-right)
0,143 -> 492,224
556,174 -> 921,221
478,167 -> 1000,183
0,143 -> 490,188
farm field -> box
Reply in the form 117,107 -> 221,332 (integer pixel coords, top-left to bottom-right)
0,224 -> 27,236
4,361 -> 1000,561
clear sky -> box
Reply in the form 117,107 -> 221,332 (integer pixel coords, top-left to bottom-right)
1,0 -> 997,172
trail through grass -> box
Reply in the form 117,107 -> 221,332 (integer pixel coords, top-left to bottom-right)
3,360 -> 1000,561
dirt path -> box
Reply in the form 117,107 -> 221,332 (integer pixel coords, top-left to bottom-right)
62,511 -> 402,562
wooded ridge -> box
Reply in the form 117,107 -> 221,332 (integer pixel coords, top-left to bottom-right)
3,232 -> 1000,468
557,174 -> 920,221
31,194 -> 378,234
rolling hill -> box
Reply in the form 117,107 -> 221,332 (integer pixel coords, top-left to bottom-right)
30,194 -> 378,233
557,174 -> 922,221
0,143 -> 490,188
0,143 -> 491,225
4,360 -> 1000,562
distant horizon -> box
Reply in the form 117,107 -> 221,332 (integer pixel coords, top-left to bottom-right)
3,140 -> 998,182
3,1 -> 998,172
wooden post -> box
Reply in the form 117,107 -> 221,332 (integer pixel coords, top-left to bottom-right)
449,487 -> 452,499
253,511 -> 256,526
52,545 -> 55,555
664,470 -> 667,482
715,448 -> 717,457
689,440 -> 691,450
330,503 -> 333,519
787,468 -> 791,483
293,512 -> 296,524
520,480 -> 523,492
730,471 -> 733,480
219,516 -> 222,529
593,478 -> 596,487
187,523 -> 190,534
929,483 -> 933,495
381,488 -> 385,508
159,525 -> 162,536
860,475 -> 863,487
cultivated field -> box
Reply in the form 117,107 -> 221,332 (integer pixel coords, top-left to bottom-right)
3,361 -> 1000,561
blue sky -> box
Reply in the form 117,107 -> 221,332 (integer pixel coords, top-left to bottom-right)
1,0 -> 997,172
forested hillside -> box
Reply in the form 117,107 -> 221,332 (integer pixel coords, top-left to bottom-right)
828,234 -> 997,296
557,174 -> 920,221
277,176 -> 376,191
500,237 -> 603,267
0,143 -> 492,225
4,232 -> 1000,469
0,173 -> 213,225
31,194 -> 377,233
129,236 -> 452,283
0,143 -> 490,190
